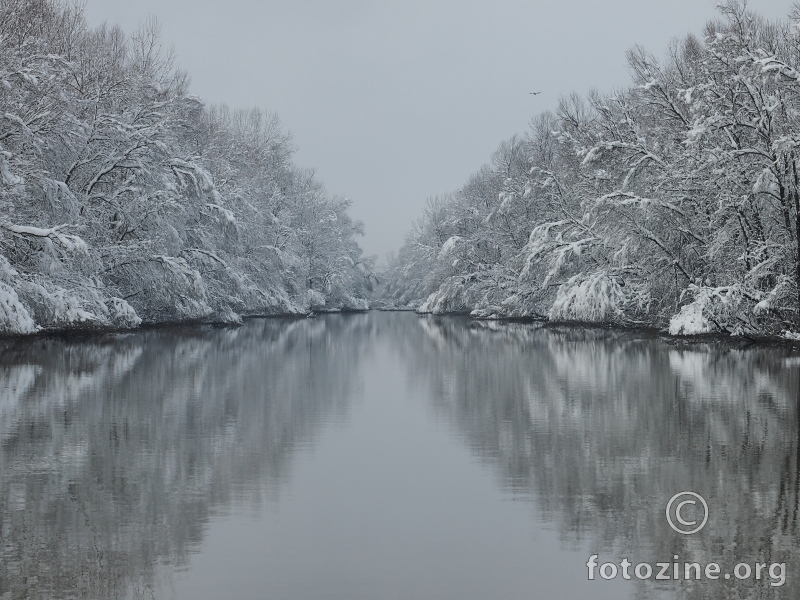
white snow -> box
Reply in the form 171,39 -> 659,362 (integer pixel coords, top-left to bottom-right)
109,297 -> 142,327
0,281 -> 37,334
549,273 -> 625,322
1,223 -> 88,254
307,289 -> 326,308
438,235 -> 462,257
669,301 -> 711,335
0,151 -> 22,186
205,203 -> 236,224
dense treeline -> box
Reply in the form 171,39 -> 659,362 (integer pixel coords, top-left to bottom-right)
0,0 -> 372,334
384,1 -> 800,337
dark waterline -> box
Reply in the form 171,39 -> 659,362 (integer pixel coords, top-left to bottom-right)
0,312 -> 798,599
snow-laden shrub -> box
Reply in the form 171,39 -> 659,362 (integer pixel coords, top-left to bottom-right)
418,272 -> 511,316
14,280 -> 131,330
108,297 -> 142,328
339,295 -> 370,311
470,306 -> 506,319
549,273 -> 626,323
41,288 -> 98,324
308,289 -> 327,310
122,257 -> 212,323
212,305 -> 244,325
0,281 -> 37,334
669,299 -> 711,335
669,285 -> 761,336
418,277 -> 470,314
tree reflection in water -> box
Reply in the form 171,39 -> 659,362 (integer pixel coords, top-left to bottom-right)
0,312 -> 798,599
0,315 -> 373,600
400,316 -> 800,599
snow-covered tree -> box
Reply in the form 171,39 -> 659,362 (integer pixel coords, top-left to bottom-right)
0,0 -> 371,333
384,0 -> 800,338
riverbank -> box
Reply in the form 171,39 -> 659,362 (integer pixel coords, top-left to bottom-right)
0,306 -> 371,342
411,309 -> 800,350
4,303 -> 798,350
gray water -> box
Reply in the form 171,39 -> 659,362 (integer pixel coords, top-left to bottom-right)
0,312 -> 798,599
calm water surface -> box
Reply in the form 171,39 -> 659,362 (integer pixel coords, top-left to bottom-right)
0,312 -> 798,599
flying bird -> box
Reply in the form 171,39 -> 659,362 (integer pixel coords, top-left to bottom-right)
529,91 -> 542,95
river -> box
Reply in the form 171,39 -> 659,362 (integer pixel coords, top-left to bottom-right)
0,312 -> 797,599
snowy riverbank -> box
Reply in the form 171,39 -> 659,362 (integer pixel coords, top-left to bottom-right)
0,1 -> 373,338
382,3 -> 800,342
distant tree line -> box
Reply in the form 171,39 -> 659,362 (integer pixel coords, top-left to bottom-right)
0,0 -> 372,334
383,0 -> 800,337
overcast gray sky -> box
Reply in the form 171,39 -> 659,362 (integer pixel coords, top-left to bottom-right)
84,0 -> 793,261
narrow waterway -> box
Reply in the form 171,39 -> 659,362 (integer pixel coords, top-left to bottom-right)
0,312 -> 797,599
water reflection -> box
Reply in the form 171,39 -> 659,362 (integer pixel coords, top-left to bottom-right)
0,312 -> 798,599
401,316 -> 800,599
0,315 -> 373,600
